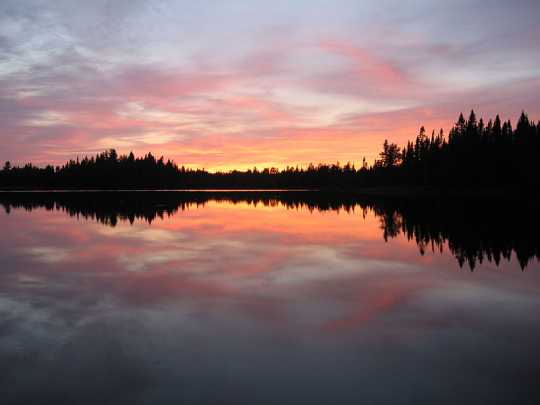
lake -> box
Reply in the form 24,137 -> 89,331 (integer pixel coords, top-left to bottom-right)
0,191 -> 539,404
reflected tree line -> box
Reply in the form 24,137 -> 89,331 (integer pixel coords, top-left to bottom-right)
1,111 -> 539,189
1,191 -> 538,270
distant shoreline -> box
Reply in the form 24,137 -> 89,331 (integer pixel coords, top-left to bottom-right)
0,186 -> 536,200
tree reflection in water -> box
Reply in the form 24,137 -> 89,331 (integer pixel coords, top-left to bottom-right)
1,191 -> 538,270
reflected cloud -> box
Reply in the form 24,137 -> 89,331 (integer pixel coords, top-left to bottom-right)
1,193 -> 540,404
99,227 -> 188,243
1,191 -> 538,270
23,246 -> 71,264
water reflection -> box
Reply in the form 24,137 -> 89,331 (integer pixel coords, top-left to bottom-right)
1,191 -> 538,270
0,192 -> 539,404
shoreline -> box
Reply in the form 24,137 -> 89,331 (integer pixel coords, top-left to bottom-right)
0,186 -> 536,199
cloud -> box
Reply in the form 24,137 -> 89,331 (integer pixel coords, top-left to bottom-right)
0,0 -> 539,168
318,39 -> 412,92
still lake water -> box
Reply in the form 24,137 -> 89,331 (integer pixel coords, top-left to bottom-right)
0,191 -> 539,404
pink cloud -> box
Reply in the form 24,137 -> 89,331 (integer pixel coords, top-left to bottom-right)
1,42 -> 539,170
319,39 -> 408,85
112,67 -> 235,99
312,39 -> 416,99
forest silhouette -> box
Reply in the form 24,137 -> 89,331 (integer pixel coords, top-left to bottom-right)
1,190 -> 538,271
1,111 -> 539,190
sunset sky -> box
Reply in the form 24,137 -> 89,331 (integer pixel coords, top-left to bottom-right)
1,0 -> 539,171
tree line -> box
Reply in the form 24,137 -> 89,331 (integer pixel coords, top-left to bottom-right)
1,111 -> 538,189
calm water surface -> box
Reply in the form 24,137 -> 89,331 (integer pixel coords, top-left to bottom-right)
0,192 -> 539,404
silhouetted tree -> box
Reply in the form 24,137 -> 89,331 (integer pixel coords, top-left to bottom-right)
377,140 -> 402,168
